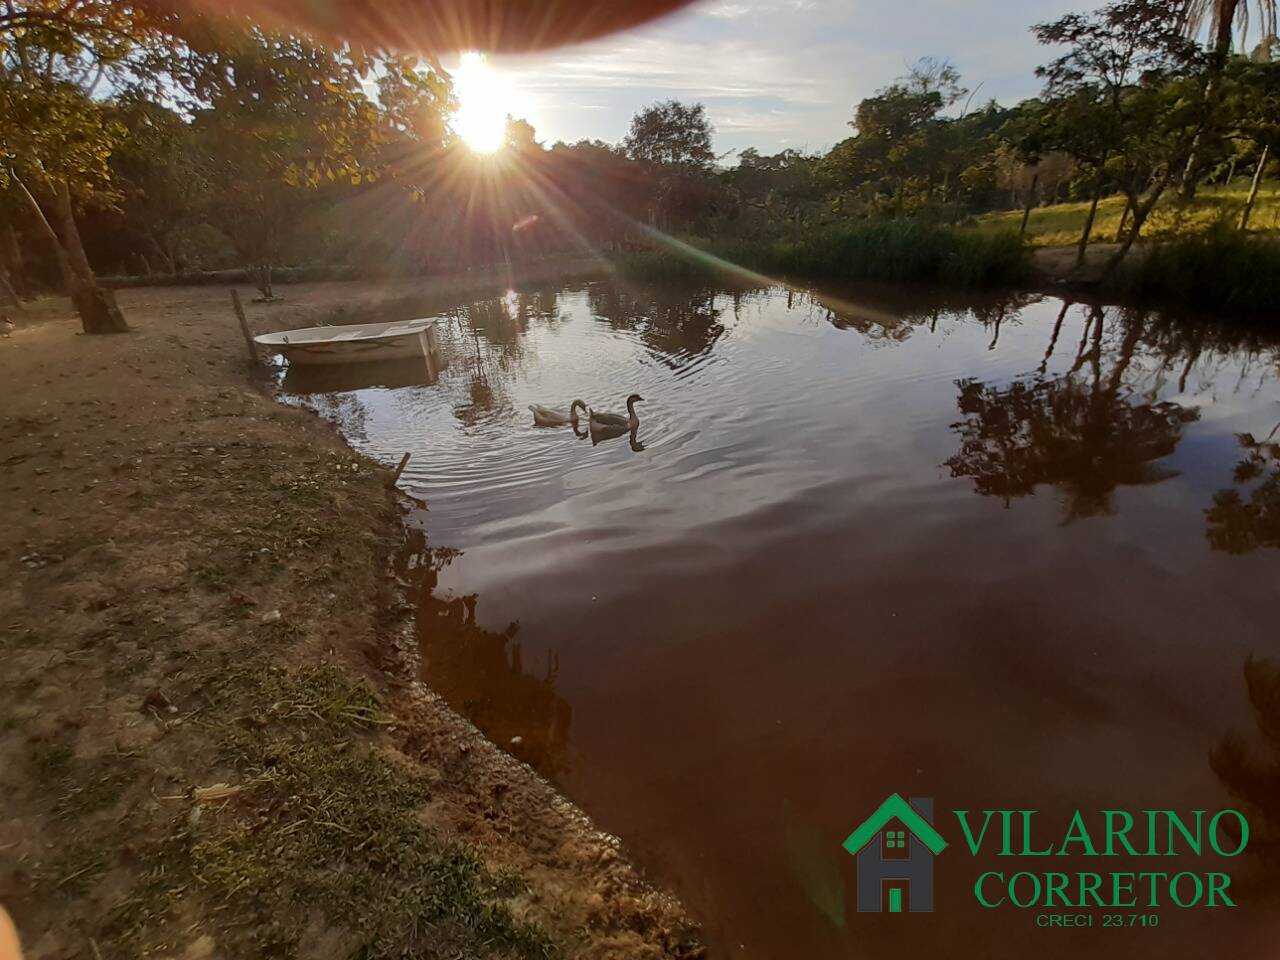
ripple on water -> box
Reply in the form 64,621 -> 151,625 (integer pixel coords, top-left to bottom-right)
282,277 -> 1280,960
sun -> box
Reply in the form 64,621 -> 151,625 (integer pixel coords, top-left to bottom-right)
453,52 -> 511,154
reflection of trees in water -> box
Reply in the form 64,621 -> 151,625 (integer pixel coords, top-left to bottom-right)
800,287 -> 1039,346
587,282 -> 728,364
945,307 -> 1200,523
1206,424 -> 1280,554
1138,311 -> 1280,396
434,289 -> 575,427
394,528 -> 572,777
971,294 -> 1040,351
1212,657 -> 1280,864
439,296 -> 526,426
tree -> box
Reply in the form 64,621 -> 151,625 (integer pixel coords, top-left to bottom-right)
0,0 -> 166,332
107,98 -> 207,274
822,60 -> 998,217
1217,46 -> 1280,228
723,148 -> 823,237
1204,422 -> 1280,552
945,308 -> 1200,522
1177,0 -> 1278,194
623,100 -> 714,167
1035,0 -> 1208,270
175,27 -> 450,298
622,100 -> 718,230
824,79 -> 947,215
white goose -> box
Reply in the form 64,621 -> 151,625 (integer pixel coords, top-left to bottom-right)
528,399 -> 587,428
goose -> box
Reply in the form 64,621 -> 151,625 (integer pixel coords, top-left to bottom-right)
529,399 -> 587,428
588,394 -> 643,431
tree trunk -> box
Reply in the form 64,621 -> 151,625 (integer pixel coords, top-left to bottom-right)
1114,196 -> 1133,243
13,174 -> 76,292
1076,172 -> 1105,267
1105,175 -> 1171,275
1039,299 -> 1071,375
1,218 -> 29,298
251,264 -> 275,300
0,264 -> 19,310
1179,0 -> 1241,199
51,180 -> 128,334
150,235 -> 176,274
1239,144 -> 1269,230
1019,172 -> 1040,239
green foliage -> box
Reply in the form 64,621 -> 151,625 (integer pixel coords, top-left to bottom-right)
0,0 -> 167,191
1110,224 -> 1280,312
822,59 -> 1011,216
173,27 -> 451,295
4,0 -> 1279,304
623,99 -> 715,167
617,222 -> 1028,288
1031,0 -> 1211,255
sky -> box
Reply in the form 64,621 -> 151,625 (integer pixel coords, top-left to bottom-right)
462,0 -> 1098,160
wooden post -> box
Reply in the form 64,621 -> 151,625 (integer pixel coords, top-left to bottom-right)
230,289 -> 259,370
390,452 -> 411,485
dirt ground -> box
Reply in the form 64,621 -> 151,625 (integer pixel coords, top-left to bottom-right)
0,276 -> 701,960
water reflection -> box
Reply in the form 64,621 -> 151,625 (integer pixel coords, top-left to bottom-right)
1212,656 -> 1280,863
394,526 -> 572,775
1206,424 -> 1280,553
587,283 -> 727,363
280,355 -> 439,395
281,278 -> 1280,960
945,307 -> 1201,522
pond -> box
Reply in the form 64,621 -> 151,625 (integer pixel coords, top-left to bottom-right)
282,277 -> 1280,959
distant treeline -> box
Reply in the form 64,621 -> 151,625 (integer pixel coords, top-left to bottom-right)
1,0 -> 1277,333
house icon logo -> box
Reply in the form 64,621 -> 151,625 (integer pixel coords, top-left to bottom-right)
842,793 -> 948,913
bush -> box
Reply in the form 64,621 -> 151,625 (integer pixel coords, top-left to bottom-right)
1112,226 -> 1280,314
613,221 -> 1029,288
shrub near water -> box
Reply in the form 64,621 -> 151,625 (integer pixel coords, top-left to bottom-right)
617,221 -> 1028,288
1114,227 -> 1280,314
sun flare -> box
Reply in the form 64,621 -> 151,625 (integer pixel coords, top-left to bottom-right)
453,52 -> 511,154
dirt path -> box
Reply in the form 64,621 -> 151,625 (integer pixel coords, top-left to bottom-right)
0,281 -> 700,960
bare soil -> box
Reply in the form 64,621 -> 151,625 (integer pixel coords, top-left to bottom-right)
0,278 -> 700,960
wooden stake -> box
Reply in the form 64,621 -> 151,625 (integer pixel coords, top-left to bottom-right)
230,289 -> 259,369
391,452 -> 411,485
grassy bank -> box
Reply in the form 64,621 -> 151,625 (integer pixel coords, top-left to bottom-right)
617,221 -> 1029,288
1106,228 -> 1280,314
975,182 -> 1280,248
0,284 -> 699,960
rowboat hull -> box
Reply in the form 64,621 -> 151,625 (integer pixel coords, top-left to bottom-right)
255,318 -> 439,367
274,332 -> 432,365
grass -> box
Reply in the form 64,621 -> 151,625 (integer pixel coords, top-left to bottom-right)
617,221 -> 1029,288
104,657 -> 559,960
1107,225 -> 1280,314
974,181 -> 1280,248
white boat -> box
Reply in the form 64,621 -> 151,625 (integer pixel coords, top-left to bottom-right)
255,318 -> 439,366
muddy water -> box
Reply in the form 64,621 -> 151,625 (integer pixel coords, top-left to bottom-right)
283,279 -> 1280,959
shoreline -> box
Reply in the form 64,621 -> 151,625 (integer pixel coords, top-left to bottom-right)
0,275 -> 699,959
